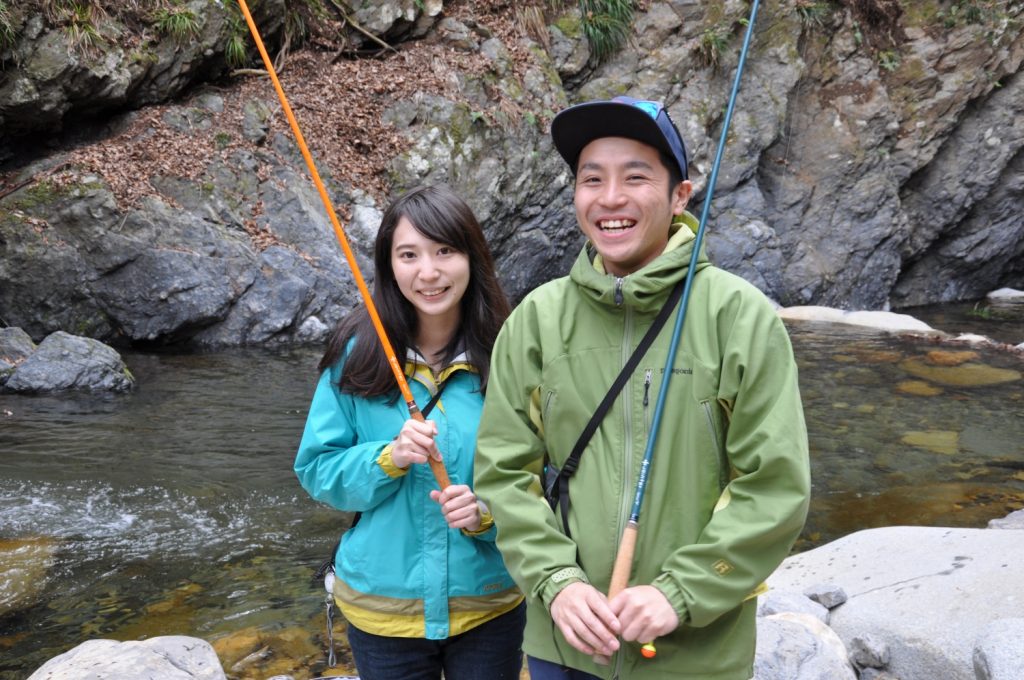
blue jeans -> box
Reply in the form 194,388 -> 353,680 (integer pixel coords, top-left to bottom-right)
527,656 -> 602,680
347,602 -> 525,680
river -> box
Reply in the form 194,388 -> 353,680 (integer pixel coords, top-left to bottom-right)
1,304 -> 1022,679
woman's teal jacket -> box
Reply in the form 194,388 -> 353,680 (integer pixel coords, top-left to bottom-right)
294,355 -> 522,640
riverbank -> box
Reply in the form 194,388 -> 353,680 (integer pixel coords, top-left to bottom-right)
21,510 -> 1024,679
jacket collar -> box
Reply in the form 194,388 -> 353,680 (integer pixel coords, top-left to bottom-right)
405,347 -> 476,391
570,211 -> 711,312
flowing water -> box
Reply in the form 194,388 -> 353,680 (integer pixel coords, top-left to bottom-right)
1,310 -> 1022,679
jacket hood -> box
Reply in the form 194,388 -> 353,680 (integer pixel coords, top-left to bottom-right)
569,211 -> 711,313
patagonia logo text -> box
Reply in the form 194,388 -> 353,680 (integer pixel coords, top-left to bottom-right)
661,368 -> 693,375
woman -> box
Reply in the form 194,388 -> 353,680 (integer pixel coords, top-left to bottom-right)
294,185 -> 523,680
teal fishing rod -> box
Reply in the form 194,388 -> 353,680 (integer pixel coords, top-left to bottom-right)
606,0 -> 763,660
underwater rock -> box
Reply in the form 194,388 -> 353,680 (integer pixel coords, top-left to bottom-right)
0,536 -> 58,617
899,357 -> 1022,387
901,430 -> 960,455
211,625 -> 327,680
925,350 -> 980,366
896,380 -> 944,396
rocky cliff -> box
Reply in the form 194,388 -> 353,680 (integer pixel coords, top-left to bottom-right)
1,0 -> 1022,348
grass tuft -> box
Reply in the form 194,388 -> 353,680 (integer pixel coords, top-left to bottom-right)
152,5 -> 200,42
578,0 -> 634,63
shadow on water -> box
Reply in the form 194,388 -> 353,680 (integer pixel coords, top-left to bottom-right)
1,311 -> 1022,678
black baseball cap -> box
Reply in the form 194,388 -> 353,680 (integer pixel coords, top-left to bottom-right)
550,96 -> 689,180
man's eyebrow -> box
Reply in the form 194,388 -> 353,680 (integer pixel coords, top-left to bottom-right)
578,159 -> 656,172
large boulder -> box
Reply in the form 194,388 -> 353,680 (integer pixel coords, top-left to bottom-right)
2,331 -> 134,393
769,526 -> 1024,679
26,636 -> 226,680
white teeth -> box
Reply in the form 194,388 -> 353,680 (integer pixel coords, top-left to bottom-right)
599,219 -> 634,230
420,288 -> 446,296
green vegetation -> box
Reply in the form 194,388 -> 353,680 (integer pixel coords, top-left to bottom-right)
696,24 -> 731,67
937,0 -> 1021,46
942,0 -> 999,26
877,48 -> 900,71
214,131 -> 232,150
56,1 -> 105,53
577,0 -> 634,63
222,2 -> 249,68
224,32 -> 247,67
0,0 -> 16,50
152,5 -> 200,42
794,0 -> 836,28
283,0 -> 328,49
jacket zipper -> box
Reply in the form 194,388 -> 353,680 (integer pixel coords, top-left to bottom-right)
702,399 -> 730,490
613,296 -> 634,679
642,369 -> 653,436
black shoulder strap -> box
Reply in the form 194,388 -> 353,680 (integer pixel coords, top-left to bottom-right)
546,275 -> 688,537
314,376 -> 452,580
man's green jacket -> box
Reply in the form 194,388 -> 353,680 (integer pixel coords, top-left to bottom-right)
475,215 -> 811,679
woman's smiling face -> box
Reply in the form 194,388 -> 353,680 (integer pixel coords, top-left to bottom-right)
390,216 -> 470,328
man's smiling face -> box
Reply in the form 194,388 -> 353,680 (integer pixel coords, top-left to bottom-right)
573,136 -> 691,277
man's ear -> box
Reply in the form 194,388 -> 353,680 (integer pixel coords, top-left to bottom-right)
672,180 -> 694,215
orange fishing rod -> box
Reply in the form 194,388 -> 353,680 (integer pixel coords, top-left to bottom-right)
235,0 -> 450,489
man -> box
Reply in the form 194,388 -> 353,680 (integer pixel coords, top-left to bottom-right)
474,96 -> 811,680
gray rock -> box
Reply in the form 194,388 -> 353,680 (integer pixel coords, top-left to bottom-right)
3,332 -> 133,393
3,1 -> 1024,347
988,509 -> 1024,530
0,326 -> 36,360
27,636 -> 226,680
859,670 -> 900,680
0,2 -> 287,151
803,583 -> 848,609
769,526 -> 1024,680
434,18 -> 478,52
758,588 -> 830,623
973,619 -> 1024,680
849,633 -> 890,669
754,612 -> 856,680
0,327 -> 37,383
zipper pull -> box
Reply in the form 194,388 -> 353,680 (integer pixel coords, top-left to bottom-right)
643,369 -> 652,407
614,277 -> 624,306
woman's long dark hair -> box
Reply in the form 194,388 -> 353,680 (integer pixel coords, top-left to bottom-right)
318,185 -> 510,397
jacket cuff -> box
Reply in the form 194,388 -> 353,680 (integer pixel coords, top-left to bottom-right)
377,443 -> 409,478
461,503 -> 495,537
651,573 -> 690,626
538,566 -> 589,609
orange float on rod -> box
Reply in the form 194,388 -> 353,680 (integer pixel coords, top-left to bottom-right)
234,0 -> 450,489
